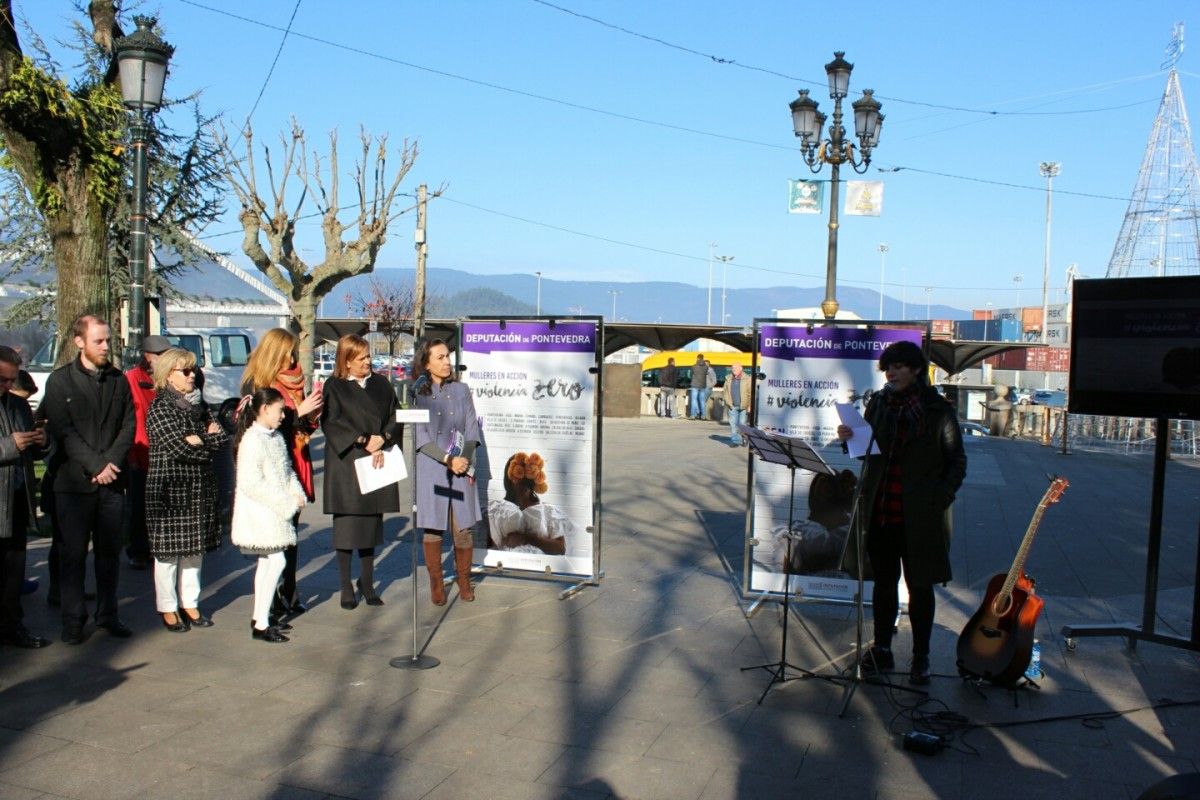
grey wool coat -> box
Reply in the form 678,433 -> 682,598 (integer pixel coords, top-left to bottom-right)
0,392 -> 39,541
145,390 -> 229,558
413,379 -> 481,531
320,375 -> 404,515
853,385 -> 967,588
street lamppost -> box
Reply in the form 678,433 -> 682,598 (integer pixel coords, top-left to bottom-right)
717,254 -> 734,326
113,16 -> 173,365
877,242 -> 888,318
706,242 -> 718,324
609,289 -> 620,320
535,271 -> 542,315
1013,273 -> 1023,310
1039,161 -> 1060,345
789,51 -> 884,319
924,286 -> 932,320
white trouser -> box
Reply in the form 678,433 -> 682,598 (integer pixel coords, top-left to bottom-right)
252,551 -> 287,629
153,555 -> 203,613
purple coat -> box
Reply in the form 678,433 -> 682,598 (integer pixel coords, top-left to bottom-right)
413,380 -> 482,531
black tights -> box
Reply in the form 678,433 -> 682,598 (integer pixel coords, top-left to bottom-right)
336,548 -> 377,598
867,523 -> 935,656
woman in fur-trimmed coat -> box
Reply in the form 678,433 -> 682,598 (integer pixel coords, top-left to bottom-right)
146,348 -> 228,631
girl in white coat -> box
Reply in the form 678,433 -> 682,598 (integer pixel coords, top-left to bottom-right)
231,388 -> 305,643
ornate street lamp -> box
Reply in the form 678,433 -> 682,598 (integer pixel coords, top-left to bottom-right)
789,52 -> 884,319
113,16 -> 174,363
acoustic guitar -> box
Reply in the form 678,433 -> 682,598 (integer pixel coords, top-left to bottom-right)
956,476 -> 1069,686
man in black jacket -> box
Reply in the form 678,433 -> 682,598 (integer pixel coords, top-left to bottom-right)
42,315 -> 135,644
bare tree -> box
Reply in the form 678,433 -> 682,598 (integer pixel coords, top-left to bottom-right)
349,275 -> 444,359
220,120 -> 437,384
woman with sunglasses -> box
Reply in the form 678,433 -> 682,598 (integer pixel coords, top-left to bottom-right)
240,328 -> 323,621
145,348 -> 228,631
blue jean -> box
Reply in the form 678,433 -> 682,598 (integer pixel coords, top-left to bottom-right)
727,406 -> 747,443
689,388 -> 711,419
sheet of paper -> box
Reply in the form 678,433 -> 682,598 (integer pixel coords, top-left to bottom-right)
835,403 -> 880,458
354,445 -> 407,494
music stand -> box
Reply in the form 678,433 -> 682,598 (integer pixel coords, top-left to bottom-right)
739,425 -> 847,704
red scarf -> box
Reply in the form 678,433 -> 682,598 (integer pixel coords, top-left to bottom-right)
274,363 -> 315,500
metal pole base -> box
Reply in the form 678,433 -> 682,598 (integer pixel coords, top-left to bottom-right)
390,654 -> 441,670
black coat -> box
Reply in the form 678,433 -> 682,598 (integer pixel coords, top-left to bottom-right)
145,392 -> 228,558
854,385 -> 967,587
320,375 -> 404,515
43,359 -> 135,494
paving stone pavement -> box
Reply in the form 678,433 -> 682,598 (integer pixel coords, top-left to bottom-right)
1,416 -> 1197,799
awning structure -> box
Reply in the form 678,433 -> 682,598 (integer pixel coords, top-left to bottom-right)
315,318 -> 1037,377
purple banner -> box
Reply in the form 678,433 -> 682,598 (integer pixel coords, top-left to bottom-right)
462,321 -> 597,354
759,326 -> 921,361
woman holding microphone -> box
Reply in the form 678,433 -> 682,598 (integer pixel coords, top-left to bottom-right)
320,335 -> 403,609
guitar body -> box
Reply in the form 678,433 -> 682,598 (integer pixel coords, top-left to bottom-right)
956,571 -> 1045,686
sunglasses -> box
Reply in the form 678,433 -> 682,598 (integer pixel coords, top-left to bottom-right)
173,367 -> 195,376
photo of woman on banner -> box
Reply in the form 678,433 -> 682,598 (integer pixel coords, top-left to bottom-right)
766,469 -> 858,576
485,451 -> 574,556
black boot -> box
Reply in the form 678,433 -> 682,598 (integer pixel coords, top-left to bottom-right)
357,549 -> 382,606
337,549 -> 357,610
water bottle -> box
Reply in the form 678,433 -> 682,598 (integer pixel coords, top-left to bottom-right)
1024,640 -> 1042,681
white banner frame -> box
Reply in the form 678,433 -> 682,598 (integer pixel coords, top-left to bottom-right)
742,318 -> 930,606
458,316 -> 604,599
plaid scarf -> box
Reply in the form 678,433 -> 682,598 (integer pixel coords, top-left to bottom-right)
874,386 -> 926,526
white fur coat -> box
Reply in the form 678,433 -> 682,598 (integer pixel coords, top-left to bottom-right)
231,424 -> 303,552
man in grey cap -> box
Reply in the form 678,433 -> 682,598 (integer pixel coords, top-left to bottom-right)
124,334 -> 171,570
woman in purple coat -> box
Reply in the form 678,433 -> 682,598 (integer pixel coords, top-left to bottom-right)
412,339 -> 481,605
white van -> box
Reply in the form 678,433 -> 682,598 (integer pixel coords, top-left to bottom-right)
24,327 -> 256,409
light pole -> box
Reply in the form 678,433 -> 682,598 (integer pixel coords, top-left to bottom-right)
706,242 -> 717,324
789,51 -> 884,319
877,243 -> 888,318
901,266 -> 907,320
113,16 -> 173,364
609,289 -> 620,320
535,271 -> 542,315
717,254 -> 734,326
1039,161 -> 1060,345
1013,273 -> 1023,310
924,286 -> 932,320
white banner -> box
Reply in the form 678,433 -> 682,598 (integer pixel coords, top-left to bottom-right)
748,324 -> 922,601
462,320 -> 597,576
843,180 -> 884,216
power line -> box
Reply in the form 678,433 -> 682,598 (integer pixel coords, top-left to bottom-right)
528,0 -> 1160,117
244,0 -> 303,124
176,0 -> 790,152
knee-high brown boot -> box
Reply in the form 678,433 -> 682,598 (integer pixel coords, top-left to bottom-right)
423,541 -> 447,606
453,546 -> 475,602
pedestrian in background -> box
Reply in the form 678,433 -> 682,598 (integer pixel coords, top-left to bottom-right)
722,362 -> 751,447
688,355 -> 710,420
123,334 -> 172,571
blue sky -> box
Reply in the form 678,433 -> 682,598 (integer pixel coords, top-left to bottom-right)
18,1 -> 1200,318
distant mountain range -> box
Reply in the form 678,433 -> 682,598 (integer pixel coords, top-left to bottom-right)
5,256 -> 969,325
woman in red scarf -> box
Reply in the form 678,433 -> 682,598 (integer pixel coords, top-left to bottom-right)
240,328 -> 323,622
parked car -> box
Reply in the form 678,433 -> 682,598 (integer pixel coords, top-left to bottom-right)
1030,389 -> 1067,408
960,420 -> 990,437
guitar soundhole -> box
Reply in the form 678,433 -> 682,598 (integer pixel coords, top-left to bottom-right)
992,594 -> 1012,617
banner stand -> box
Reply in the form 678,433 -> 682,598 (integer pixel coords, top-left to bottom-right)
390,410 -> 440,671
458,316 -> 605,600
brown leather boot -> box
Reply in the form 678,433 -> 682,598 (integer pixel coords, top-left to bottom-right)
453,546 -> 475,602
423,541 -> 447,606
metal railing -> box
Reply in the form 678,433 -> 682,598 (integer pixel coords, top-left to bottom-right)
1008,406 -> 1199,458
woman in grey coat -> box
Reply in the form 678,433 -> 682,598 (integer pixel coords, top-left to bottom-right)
412,338 -> 481,605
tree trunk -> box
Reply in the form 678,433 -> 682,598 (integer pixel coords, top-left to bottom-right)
49,173 -> 110,365
292,289 -> 317,391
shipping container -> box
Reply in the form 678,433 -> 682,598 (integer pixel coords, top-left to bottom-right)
955,318 -> 1021,341
972,309 -> 994,320
931,319 -> 954,335
1021,307 -> 1043,333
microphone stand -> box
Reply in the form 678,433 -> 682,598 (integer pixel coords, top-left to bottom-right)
838,391 -> 925,716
